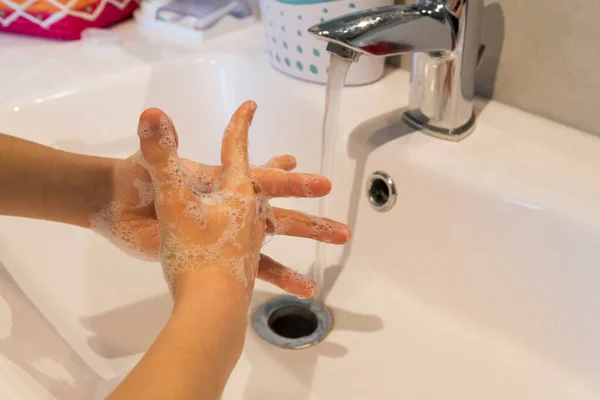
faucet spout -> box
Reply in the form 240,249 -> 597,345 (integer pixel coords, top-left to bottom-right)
325,42 -> 362,62
308,0 -> 483,141
309,3 -> 456,57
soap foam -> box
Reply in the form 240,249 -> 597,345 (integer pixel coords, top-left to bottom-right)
92,105 -> 273,298
133,178 -> 154,208
132,151 -> 167,205
89,201 -> 159,261
265,267 -> 318,299
184,199 -> 207,229
308,216 -> 345,243
156,186 -> 264,294
266,206 -> 292,235
158,116 -> 176,149
300,175 -> 315,197
137,121 -> 151,138
182,161 -> 218,194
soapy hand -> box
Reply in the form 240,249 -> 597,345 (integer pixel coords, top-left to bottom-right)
138,101 -> 267,296
90,104 -> 351,298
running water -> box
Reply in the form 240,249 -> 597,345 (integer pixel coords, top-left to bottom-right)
310,53 -> 353,310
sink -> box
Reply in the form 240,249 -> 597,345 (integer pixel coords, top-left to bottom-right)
1,24 -> 599,399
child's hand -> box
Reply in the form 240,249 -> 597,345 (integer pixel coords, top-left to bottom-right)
137,101 -> 265,297
90,104 -> 350,298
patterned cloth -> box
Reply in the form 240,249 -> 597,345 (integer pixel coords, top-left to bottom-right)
0,0 -> 139,40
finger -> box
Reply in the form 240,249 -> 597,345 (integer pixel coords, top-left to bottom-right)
181,154 -> 298,193
252,168 -> 331,198
257,254 -> 318,299
182,161 -> 331,198
221,101 -> 256,195
181,153 -> 297,190
263,155 -> 297,171
267,208 -> 351,244
137,108 -> 187,218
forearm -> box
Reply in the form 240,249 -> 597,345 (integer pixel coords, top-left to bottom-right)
108,271 -> 249,400
0,133 -> 115,227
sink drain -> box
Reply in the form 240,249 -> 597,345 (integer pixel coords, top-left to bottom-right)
268,305 -> 319,338
252,296 -> 333,349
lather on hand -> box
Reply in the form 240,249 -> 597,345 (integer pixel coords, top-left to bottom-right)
89,106 -> 350,298
0,105 -> 350,298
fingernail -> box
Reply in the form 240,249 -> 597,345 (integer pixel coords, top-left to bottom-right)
138,108 -> 165,138
248,101 -> 257,111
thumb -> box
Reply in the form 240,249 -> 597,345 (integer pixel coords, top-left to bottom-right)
137,108 -> 186,219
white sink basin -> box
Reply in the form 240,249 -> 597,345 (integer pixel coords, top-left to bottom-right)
0,24 -> 599,399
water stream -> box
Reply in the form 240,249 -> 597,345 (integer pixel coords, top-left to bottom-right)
310,53 -> 353,310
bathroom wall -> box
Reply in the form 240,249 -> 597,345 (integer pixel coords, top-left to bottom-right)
401,1 -> 600,137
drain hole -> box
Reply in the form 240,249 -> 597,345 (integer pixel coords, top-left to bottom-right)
253,296 -> 333,348
369,178 -> 390,207
268,305 -> 318,339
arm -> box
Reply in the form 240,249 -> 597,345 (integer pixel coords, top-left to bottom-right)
107,272 -> 248,400
0,133 -> 114,227
0,131 -> 336,298
108,102 -> 264,399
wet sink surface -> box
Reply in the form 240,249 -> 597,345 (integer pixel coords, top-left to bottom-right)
1,24 -> 599,399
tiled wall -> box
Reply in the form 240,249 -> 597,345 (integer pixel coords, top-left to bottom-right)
401,1 -> 600,137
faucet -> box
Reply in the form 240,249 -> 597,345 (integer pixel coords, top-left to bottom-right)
309,0 -> 484,141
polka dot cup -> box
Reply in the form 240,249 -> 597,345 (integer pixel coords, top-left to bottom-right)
261,0 -> 393,85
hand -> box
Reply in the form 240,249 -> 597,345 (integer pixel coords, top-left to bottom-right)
90,106 -> 351,298
136,101 -> 267,298
106,102 -> 283,400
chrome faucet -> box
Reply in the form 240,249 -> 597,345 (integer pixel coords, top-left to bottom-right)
309,0 -> 484,141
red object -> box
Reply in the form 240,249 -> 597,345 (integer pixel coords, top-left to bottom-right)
0,0 -> 139,40
361,42 -> 396,56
